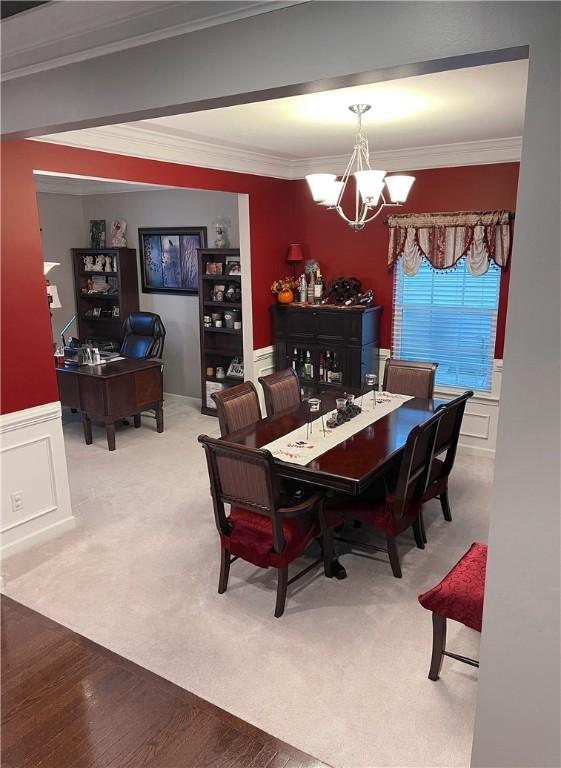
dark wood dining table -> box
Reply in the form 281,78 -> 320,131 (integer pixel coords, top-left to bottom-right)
223,392 -> 445,496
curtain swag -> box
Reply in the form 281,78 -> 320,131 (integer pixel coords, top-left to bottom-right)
386,210 -> 513,276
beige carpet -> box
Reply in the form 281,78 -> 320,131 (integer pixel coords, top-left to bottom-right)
2,395 -> 492,767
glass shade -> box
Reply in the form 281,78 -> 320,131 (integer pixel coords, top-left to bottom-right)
354,170 -> 386,206
305,173 -> 337,203
385,175 -> 415,203
320,180 -> 343,207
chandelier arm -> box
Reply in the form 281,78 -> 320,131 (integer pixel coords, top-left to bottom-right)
360,201 -> 402,225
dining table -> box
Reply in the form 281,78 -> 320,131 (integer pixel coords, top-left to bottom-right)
222,390 -> 444,581
223,390 -> 444,496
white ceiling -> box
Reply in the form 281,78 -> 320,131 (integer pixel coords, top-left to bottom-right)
34,59 -> 527,178
138,60 -> 528,158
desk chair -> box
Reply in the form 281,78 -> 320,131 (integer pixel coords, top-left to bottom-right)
120,312 -> 166,360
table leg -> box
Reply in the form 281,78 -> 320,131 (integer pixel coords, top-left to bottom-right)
133,413 -> 141,428
82,414 -> 93,445
156,406 -> 164,433
106,422 -> 116,451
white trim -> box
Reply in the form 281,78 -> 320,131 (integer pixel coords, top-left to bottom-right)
0,401 -> 74,559
238,194 -> 254,385
252,346 -> 276,412
30,130 -> 522,182
2,2 -> 306,82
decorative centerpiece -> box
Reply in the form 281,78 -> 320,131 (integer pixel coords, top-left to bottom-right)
271,276 -> 297,304
325,392 -> 362,428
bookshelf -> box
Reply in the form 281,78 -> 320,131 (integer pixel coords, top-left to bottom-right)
72,248 -> 139,350
197,248 -> 243,416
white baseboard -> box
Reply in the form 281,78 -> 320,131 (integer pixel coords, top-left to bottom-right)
1,401 -> 74,560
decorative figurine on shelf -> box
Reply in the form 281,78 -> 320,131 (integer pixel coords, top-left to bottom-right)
111,219 -> 127,247
271,276 -> 297,304
213,217 -> 231,248
104,254 -> 113,272
89,219 -> 106,248
84,254 -> 95,271
297,273 -> 307,303
94,254 -> 105,272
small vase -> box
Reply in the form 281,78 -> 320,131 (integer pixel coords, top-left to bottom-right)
277,289 -> 294,304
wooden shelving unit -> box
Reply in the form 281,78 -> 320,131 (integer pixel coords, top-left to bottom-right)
197,248 -> 243,416
72,248 -> 139,351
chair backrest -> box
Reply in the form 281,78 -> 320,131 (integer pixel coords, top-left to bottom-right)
391,410 -> 443,522
258,368 -> 301,417
434,390 -> 473,476
211,381 -> 262,437
120,312 -> 166,360
383,358 -> 438,399
198,435 -> 286,553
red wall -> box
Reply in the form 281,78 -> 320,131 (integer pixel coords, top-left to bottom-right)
289,163 -> 518,357
0,139 -> 294,414
0,139 -> 518,416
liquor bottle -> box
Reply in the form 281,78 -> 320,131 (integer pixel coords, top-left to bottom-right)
319,352 -> 325,381
291,347 -> 298,371
297,349 -> 305,377
314,270 -> 323,304
304,350 -> 313,378
325,351 -> 332,382
307,271 -> 315,304
331,352 -> 343,384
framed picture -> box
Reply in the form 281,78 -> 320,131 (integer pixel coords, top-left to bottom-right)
89,220 -> 106,248
138,227 -> 207,294
225,256 -> 241,275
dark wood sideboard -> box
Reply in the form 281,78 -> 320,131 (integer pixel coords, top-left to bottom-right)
270,303 -> 382,396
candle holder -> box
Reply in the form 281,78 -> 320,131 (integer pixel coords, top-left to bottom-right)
307,397 -> 326,439
361,372 -> 378,409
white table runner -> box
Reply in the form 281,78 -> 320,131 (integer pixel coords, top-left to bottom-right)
263,392 -> 413,466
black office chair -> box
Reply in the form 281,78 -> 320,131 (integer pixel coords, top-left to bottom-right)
120,312 -> 166,360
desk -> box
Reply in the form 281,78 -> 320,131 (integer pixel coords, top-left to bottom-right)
56,359 -> 164,451
225,395 -> 443,495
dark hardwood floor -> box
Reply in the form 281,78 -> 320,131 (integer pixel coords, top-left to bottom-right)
1,597 -> 328,768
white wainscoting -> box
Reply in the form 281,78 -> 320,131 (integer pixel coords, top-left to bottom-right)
253,346 -> 501,457
378,349 -> 501,457
0,401 -> 74,560
252,346 -> 275,412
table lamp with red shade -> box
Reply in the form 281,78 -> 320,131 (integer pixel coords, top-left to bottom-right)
286,244 -> 303,277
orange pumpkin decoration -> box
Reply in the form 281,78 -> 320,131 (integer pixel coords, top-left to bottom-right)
277,288 -> 294,304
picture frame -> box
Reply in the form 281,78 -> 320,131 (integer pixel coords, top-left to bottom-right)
225,256 -> 241,275
89,220 -> 106,249
138,226 -> 207,295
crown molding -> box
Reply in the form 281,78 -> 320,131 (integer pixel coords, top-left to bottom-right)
2,1 -> 306,82
32,125 -> 292,179
31,130 -> 522,183
289,136 -> 522,177
33,173 -> 177,196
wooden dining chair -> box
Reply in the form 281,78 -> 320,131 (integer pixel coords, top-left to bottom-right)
328,409 -> 443,577
211,381 -> 262,437
419,390 -> 473,536
383,358 -> 438,399
258,368 -> 301,417
198,435 -> 338,617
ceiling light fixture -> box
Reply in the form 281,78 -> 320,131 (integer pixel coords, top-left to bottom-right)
306,104 -> 415,232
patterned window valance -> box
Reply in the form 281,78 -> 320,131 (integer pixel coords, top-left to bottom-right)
386,210 -> 513,276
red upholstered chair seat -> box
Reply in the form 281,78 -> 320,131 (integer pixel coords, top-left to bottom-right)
418,542 -> 487,631
220,506 -> 317,569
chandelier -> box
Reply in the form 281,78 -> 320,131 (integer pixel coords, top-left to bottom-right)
305,104 -> 415,231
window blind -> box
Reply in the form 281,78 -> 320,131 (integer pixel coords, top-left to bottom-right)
392,258 -> 500,391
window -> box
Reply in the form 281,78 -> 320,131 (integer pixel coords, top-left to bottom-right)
392,258 -> 500,391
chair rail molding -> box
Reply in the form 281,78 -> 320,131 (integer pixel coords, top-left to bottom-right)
378,349 -> 502,457
0,401 -> 74,560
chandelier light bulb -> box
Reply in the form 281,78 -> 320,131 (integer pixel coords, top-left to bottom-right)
385,175 -> 416,204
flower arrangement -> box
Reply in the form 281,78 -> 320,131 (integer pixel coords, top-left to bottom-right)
270,276 -> 297,295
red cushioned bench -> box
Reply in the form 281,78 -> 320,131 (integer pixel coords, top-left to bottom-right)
418,542 -> 487,680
